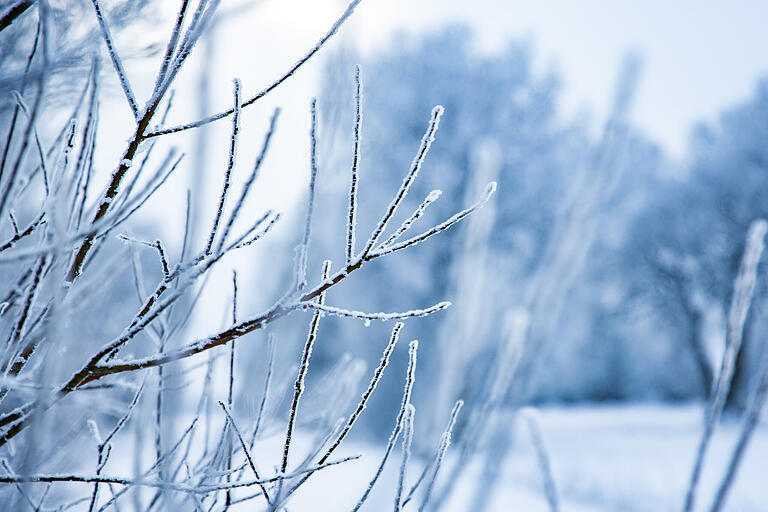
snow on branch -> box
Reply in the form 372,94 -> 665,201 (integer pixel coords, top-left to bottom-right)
89,0 -> 139,119
346,65 -> 363,266
381,189 -> 442,248
145,0 -> 364,138
207,78 -> 242,254
370,182 -> 496,259
298,302 -> 450,323
361,105 -> 444,257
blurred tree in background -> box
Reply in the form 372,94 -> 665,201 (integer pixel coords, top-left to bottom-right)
632,79 -> 768,408
315,26 -> 768,437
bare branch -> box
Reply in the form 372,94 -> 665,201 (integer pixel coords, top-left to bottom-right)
361,105 -> 444,257
89,0 -> 139,119
370,182 -> 496,259
208,78 -> 242,254
145,0 -> 363,138
298,301 -> 451,322
346,65 -> 363,266
353,340 -> 419,511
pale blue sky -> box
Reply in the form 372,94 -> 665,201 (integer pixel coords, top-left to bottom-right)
350,0 -> 768,158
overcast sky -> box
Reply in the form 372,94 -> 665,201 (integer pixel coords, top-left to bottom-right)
345,0 -> 768,159
106,0 -> 768,334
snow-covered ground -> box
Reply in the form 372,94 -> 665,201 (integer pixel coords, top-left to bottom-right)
277,404 -> 767,511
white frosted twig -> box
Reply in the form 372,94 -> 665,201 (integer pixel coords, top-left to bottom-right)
0,0 -> 48,218
155,240 -> 170,280
684,218 -> 768,512
298,301 -> 450,322
402,400 -> 463,507
3,456 -> 362,493
208,78 -> 242,254
225,270 -> 238,509
362,106 -> 444,257
101,381 -> 145,449
228,212 -> 280,251
708,342 -> 768,512
89,0 -> 139,119
0,459 -> 37,510
7,211 -> 18,235
419,431 -> 451,512
217,401 -> 271,506
371,182 -> 496,258
347,65 -> 362,266
152,0 -> 191,99
280,323 -> 403,505
250,333 -> 276,447
382,190 -> 441,248
395,403 -> 415,512
297,99 -> 320,290
322,323 -> 402,461
353,340 -> 418,511
145,0 -> 363,138
10,91 -> 49,193
281,261 -> 331,474
520,408 -> 560,512
150,0 -> 221,107
220,108 -> 280,246
96,417 -> 199,512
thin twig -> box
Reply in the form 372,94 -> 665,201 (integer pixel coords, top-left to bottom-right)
207,78 -> 242,254
346,65 -> 362,266
281,261 -> 331,474
683,219 -> 767,512
217,401 -> 272,506
145,0 -> 364,138
353,340 -> 419,511
89,0 -> 139,119
361,106 -> 444,257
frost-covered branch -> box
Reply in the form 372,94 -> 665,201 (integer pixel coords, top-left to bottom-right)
346,65 -> 363,266
89,0 -> 139,119
353,340 -> 418,511
683,218 -> 767,512
361,105 -> 444,257
145,0 -> 364,138
299,301 -> 451,322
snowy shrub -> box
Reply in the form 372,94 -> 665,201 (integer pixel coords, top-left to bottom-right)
0,1 -> 494,509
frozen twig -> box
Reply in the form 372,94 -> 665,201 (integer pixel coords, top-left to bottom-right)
683,219 -> 767,512
361,106 -> 444,257
220,108 -> 280,246
217,401 -> 272,505
299,301 -> 450,322
0,456 -> 361,493
281,323 -> 403,502
89,0 -> 139,119
708,339 -> 768,512
208,78 -> 242,254
520,408 -> 560,512
250,333 -> 276,447
402,400 -> 463,507
353,340 -> 418,511
382,190 -> 442,248
145,0 -> 364,138
371,182 -> 496,258
281,261 -> 331,475
395,403 -> 415,512
346,65 -> 363,266
419,431 -> 451,512
152,0 -> 191,99
297,99 -> 320,290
